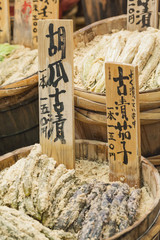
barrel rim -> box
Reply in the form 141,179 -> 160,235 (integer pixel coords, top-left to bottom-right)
0,72 -> 38,98
0,84 -> 38,110
73,14 -> 127,37
74,86 -> 160,96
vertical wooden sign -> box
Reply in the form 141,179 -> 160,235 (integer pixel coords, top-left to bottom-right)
32,0 -> 59,48
14,0 -> 59,47
0,0 -> 10,43
127,0 -> 159,31
13,0 -> 32,46
38,19 -> 75,169
105,62 -> 141,188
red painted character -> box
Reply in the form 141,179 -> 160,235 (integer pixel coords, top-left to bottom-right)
21,1 -> 32,23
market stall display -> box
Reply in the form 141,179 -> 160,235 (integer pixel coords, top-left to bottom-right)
74,15 -> 160,158
0,15 -> 160,158
0,141 -> 159,239
0,1 -> 159,238
2,17 -> 160,91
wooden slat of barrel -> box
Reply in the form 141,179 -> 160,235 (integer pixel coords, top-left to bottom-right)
0,73 -> 39,155
0,141 -> 159,240
0,85 -> 39,156
141,122 -> 160,157
75,101 -> 160,157
75,106 -> 160,125
141,216 -> 160,240
75,87 -> 160,110
75,121 -> 160,158
74,87 -> 160,112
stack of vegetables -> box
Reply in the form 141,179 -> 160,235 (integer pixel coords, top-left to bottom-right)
74,27 -> 160,92
0,43 -> 38,86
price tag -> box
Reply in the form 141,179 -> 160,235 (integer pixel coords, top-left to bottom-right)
32,0 -> 59,48
14,0 -> 32,46
38,19 -> 75,169
127,0 -> 158,31
105,62 -> 141,187
14,0 -> 59,48
0,0 -> 10,43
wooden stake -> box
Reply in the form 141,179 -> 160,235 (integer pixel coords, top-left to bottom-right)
32,0 -> 59,49
0,0 -> 10,43
127,0 -> 159,31
105,62 -> 141,188
38,19 -> 75,169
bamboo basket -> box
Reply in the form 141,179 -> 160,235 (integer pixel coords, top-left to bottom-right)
73,15 -> 160,158
0,139 -> 159,240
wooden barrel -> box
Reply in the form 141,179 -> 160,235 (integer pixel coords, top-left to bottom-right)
0,140 -> 159,240
0,77 -> 39,156
82,0 -> 127,25
81,0 -> 127,25
73,15 -> 160,158
0,41 -> 38,155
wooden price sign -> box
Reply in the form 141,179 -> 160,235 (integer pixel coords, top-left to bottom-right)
105,62 -> 141,188
14,0 -> 32,46
0,0 -> 10,43
38,19 -> 75,169
32,0 -> 59,48
127,0 -> 159,31
14,0 -> 59,48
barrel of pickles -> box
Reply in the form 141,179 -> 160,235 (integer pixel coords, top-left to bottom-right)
0,140 -> 159,239
74,15 -> 160,158
0,81 -> 38,156
0,43 -> 39,155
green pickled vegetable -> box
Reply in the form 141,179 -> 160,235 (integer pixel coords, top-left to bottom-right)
0,43 -> 19,61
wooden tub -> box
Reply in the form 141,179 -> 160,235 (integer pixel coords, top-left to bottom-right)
0,73 -> 39,155
0,139 -> 159,240
73,15 -> 160,158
